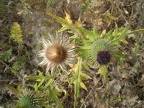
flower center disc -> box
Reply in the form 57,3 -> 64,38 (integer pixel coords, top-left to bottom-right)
46,45 -> 67,63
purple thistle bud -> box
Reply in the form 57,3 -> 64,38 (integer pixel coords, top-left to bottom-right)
97,51 -> 111,65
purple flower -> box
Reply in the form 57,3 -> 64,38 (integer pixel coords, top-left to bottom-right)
97,50 -> 111,65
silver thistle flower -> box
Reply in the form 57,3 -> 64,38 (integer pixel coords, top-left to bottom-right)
38,33 -> 76,74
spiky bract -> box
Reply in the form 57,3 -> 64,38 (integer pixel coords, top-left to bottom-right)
90,39 -> 115,65
17,93 -> 40,108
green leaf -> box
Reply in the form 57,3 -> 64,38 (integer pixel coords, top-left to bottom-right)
12,57 -> 25,71
97,66 -> 108,80
46,0 -> 53,9
49,87 -> 63,108
128,28 -> 144,35
82,62 -> 91,71
114,51 -> 126,59
0,48 -> 12,62
10,22 -> 23,43
76,27 -> 99,41
25,71 -> 63,107
46,12 -> 82,37
102,66 -> 107,80
70,58 -> 81,108
80,82 -> 88,91
46,12 -> 70,29
112,26 -> 129,44
70,58 -> 91,108
5,84 -> 19,95
26,71 -> 45,82
80,72 -> 91,80
58,25 -> 70,32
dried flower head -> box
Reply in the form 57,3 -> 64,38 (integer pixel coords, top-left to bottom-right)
38,33 -> 76,74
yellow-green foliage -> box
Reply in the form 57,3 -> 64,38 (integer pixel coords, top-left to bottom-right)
46,12 -> 83,37
26,71 -> 64,108
70,58 -> 91,108
10,22 -> 23,43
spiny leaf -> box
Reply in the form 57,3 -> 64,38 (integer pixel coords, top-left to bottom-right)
25,71 -> 63,108
80,82 -> 87,91
49,87 -> 63,108
46,12 -> 72,33
70,57 -> 91,108
82,62 -> 91,71
100,29 -> 106,38
70,57 -> 81,108
10,22 -> 23,43
26,72 -> 44,81
127,28 -> 144,35
46,12 -> 82,36
111,26 -> 129,44
65,12 -> 72,24
46,12 -> 69,27
76,27 -> 99,41
121,38 -> 129,44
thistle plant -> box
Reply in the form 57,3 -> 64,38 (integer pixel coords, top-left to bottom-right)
90,38 -> 115,65
46,11 -> 130,94
17,90 -> 40,108
79,27 -> 128,65
77,26 -> 129,79
26,71 -> 64,108
46,12 -> 129,66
